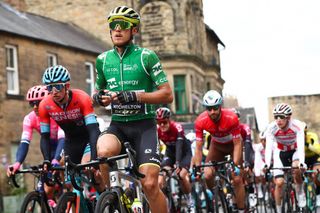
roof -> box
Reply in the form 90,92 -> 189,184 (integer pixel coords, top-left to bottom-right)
0,2 -> 108,54
205,24 -> 225,47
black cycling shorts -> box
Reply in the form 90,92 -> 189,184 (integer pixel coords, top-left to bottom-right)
103,119 -> 161,167
64,135 -> 89,164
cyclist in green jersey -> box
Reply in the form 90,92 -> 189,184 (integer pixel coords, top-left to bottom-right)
92,6 -> 173,213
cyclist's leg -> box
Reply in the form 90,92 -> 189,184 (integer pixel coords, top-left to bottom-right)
134,119 -> 167,213
230,146 -> 245,211
158,165 -> 172,190
179,152 -> 192,194
204,142 -> 226,189
96,126 -> 122,192
273,148 -> 285,212
292,152 -> 306,208
140,164 -> 167,213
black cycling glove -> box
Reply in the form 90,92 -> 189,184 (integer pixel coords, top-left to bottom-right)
92,90 -> 106,106
116,91 -> 138,104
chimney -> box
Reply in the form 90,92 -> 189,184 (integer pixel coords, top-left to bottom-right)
3,0 -> 27,11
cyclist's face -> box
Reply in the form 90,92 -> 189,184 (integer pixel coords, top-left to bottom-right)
48,83 -> 69,104
157,119 -> 170,132
29,100 -> 41,116
207,106 -> 221,122
274,115 -> 289,129
110,20 -> 138,47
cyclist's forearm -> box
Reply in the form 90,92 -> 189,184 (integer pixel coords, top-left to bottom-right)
54,138 -> 65,161
194,141 -> 203,165
15,142 -> 29,163
138,83 -> 173,104
233,138 -> 242,166
175,138 -> 183,163
87,123 -> 100,160
40,133 -> 51,161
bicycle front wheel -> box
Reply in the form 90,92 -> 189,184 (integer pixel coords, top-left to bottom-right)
213,187 -> 228,213
20,191 -> 42,213
94,191 -> 121,213
54,192 -> 78,213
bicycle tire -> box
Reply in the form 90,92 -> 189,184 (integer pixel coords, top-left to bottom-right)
54,192 -> 77,213
191,183 -> 209,213
213,187 -> 228,213
94,191 -> 121,213
20,191 -> 44,213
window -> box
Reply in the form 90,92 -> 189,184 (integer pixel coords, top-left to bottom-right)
5,45 -> 19,95
47,53 -> 57,67
85,62 -> 95,95
174,75 -> 188,114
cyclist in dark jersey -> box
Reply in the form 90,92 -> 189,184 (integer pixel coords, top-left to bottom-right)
39,65 -> 101,189
92,6 -> 173,213
156,107 -> 192,195
232,108 -> 257,208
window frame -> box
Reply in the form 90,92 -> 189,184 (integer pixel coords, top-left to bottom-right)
47,53 -> 57,67
174,75 -> 188,114
85,62 -> 95,95
5,45 -> 20,95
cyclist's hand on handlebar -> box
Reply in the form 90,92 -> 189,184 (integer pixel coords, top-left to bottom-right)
42,160 -> 51,171
51,159 -> 60,167
175,161 -> 182,175
243,161 -> 251,173
193,165 -> 202,181
300,163 -> 307,172
6,162 -> 21,177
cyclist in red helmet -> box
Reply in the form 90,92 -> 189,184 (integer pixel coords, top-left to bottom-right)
7,85 -> 65,207
156,107 -> 192,201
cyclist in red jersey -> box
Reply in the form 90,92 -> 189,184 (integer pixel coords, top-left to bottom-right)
39,65 -> 101,189
156,107 -> 192,196
193,90 -> 245,212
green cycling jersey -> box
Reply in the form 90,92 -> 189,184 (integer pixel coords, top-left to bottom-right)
95,44 -> 169,122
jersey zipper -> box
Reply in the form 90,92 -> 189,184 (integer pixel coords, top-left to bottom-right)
116,47 -> 128,118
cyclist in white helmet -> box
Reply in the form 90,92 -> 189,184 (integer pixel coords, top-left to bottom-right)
194,90 -> 246,212
264,103 -> 306,211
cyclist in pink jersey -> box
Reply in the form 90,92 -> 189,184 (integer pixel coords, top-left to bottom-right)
264,103 -> 306,211
7,85 -> 65,207
7,85 -> 65,176
156,107 -> 192,196
193,90 -> 245,212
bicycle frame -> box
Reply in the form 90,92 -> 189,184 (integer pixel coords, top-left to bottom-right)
9,165 -> 64,213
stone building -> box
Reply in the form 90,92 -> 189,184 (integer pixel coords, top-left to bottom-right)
269,94 -> 320,132
9,0 -> 225,121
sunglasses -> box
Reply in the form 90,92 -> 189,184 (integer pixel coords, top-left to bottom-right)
157,120 -> 169,126
29,100 -> 41,107
47,83 -> 66,92
274,115 -> 287,120
206,105 -> 220,111
109,20 -> 133,30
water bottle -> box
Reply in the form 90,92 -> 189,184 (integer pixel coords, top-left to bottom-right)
131,198 -> 143,213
